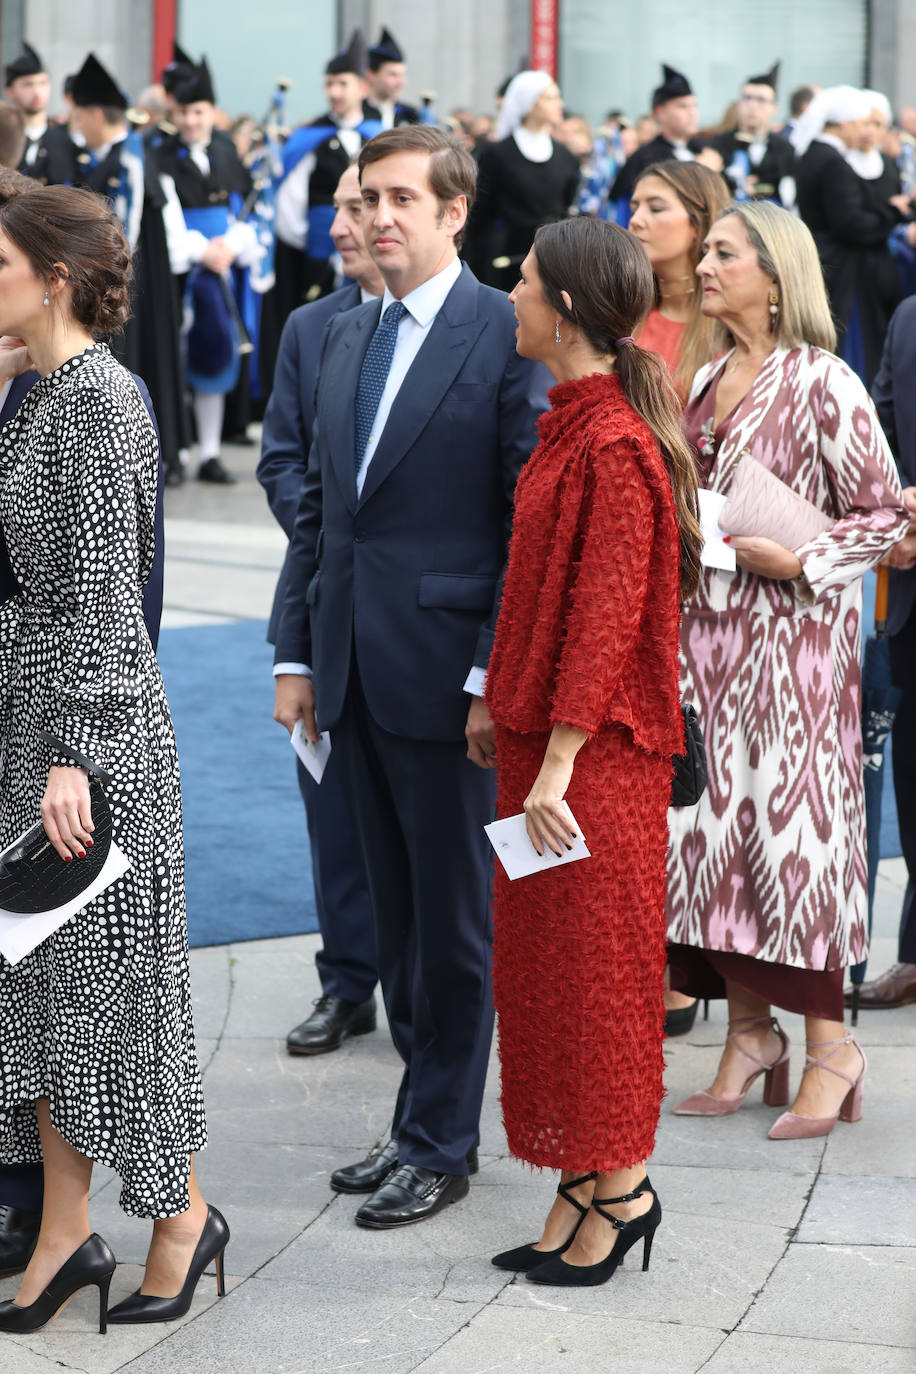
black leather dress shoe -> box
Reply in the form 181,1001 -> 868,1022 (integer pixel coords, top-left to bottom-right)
0,1205 -> 40,1278
355,1165 -> 469,1228
197,455 -> 236,484
330,1140 -> 479,1194
286,995 -> 376,1056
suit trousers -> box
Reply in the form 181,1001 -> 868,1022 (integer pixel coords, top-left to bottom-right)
334,667 -> 497,1175
296,753 -> 377,1004
891,603 -> 916,961
0,1163 -> 43,1212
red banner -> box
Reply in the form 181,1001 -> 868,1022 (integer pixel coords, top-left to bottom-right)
530,0 -> 558,78
152,0 -> 178,83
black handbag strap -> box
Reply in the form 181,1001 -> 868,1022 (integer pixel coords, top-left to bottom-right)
38,729 -> 113,787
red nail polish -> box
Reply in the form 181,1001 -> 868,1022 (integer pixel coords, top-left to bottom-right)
86,839 -> 94,848
723,535 -> 732,544
77,851 -> 86,859
64,854 -> 72,863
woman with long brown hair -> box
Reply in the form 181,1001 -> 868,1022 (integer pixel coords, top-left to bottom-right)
629,159 -> 730,399
484,217 -> 701,1287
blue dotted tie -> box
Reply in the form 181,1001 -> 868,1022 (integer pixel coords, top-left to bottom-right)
354,300 -> 407,479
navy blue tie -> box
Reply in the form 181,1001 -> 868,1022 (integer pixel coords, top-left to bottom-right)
354,300 -> 407,479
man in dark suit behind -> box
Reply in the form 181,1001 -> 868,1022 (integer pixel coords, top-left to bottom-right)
258,162 -> 383,1057
851,296 -> 916,1008
274,125 -> 548,1227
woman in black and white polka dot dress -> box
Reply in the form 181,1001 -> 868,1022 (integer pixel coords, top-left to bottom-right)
0,184 -> 228,1333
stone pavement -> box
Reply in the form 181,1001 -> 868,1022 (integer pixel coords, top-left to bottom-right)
1,440 -> 914,1374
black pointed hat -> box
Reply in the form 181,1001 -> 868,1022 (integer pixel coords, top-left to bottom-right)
163,41 -> 196,95
70,53 -> 129,111
5,42 -> 45,87
746,61 -> 780,92
651,63 -> 693,108
326,29 -> 368,78
172,58 -> 216,107
368,27 -> 405,71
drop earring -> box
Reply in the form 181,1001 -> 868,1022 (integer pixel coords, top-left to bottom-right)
555,318 -> 562,345
768,288 -> 779,333
43,292 -> 49,307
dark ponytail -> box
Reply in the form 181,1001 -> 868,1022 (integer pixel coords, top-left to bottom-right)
534,218 -> 702,599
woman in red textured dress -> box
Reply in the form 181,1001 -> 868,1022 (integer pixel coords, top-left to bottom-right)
484,217 -> 702,1287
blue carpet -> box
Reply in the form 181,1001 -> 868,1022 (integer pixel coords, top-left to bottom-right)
862,570 -> 902,861
157,619 -> 317,947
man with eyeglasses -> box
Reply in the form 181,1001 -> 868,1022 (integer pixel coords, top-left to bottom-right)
710,63 -> 796,207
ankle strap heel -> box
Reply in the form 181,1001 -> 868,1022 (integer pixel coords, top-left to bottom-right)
555,1171 -> 597,1216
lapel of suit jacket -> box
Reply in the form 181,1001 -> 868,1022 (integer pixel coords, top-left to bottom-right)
0,372 -> 38,428
357,266 -> 486,508
326,300 -> 380,512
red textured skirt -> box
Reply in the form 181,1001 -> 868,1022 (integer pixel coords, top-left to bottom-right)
491,722 -> 670,1173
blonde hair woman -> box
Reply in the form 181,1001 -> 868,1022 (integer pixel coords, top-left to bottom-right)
666,200 -> 908,1139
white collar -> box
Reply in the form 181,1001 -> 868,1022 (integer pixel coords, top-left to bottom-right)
380,256 -> 462,327
360,285 -> 381,303
847,147 -> 884,180
513,126 -> 553,163
816,132 -> 847,156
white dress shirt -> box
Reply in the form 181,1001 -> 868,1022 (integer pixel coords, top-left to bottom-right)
275,256 -> 487,697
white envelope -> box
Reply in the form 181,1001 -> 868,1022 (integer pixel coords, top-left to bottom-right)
290,719 -> 332,784
484,810 -> 590,881
0,841 -> 132,966
698,488 -> 737,572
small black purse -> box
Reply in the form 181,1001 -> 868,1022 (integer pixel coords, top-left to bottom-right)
670,703 -> 707,808
0,733 -> 113,916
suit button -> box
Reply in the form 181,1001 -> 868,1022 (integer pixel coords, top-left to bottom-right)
354,531 -> 365,543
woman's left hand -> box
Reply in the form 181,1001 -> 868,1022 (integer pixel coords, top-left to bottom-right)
523,753 -> 578,857
41,766 -> 94,861
726,535 -> 802,580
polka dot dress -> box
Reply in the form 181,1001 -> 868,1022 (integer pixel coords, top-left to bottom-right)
0,345 -> 206,1219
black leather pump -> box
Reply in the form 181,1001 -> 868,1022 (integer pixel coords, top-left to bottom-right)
491,1171 -> 601,1271
106,1205 -> 229,1325
0,1233 -> 116,1334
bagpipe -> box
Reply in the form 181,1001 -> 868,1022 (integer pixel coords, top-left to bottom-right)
240,76 -> 292,294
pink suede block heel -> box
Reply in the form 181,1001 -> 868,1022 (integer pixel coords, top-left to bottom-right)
768,1034 -> 867,1140
673,1015 -> 790,1117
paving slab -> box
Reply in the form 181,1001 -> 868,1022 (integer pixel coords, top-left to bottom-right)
116,1279 -> 485,1374
187,944 -> 231,1040
799,1174 -> 916,1246
703,1331 -> 916,1373
820,1047 -> 916,1179
741,1243 -> 916,1347
219,935 -> 322,1041
411,1305 -> 724,1373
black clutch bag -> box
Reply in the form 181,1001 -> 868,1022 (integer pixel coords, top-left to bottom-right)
0,733 -> 113,916
670,703 -> 707,808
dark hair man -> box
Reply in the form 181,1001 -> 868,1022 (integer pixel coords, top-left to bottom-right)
709,63 -> 796,206
273,125 -> 549,1229
366,28 -> 420,129
4,42 -> 71,181
610,63 -> 703,203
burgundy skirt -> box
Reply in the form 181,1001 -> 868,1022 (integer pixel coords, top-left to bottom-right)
667,944 -> 845,1021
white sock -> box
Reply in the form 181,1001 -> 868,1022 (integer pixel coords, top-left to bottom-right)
193,392 -> 225,461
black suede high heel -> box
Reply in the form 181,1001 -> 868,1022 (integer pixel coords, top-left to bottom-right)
491,1171 -> 599,1270
526,1180 -> 661,1287
0,1233 -> 116,1334
106,1206 -> 229,1325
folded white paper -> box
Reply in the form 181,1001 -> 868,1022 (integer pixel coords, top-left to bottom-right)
485,810 -> 590,881
698,488 -> 737,572
290,719 -> 332,784
0,841 -> 132,966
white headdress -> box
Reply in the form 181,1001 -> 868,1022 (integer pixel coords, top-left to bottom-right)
790,85 -> 873,156
496,70 -> 553,140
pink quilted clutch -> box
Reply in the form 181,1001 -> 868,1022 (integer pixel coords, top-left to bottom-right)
719,452 -> 834,550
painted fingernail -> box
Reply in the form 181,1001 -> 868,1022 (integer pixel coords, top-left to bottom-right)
77,851 -> 86,859
86,839 -> 94,848
723,536 -> 732,544
64,854 -> 72,863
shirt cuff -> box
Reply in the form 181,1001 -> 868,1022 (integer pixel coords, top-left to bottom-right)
463,666 -> 487,697
273,662 -> 312,677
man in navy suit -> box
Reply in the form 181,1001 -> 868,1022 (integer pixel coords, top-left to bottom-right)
274,125 -> 548,1227
0,344 -> 165,1275
259,163 -> 384,1057
851,296 -> 916,1008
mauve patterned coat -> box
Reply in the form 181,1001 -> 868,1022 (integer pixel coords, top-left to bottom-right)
486,374 -> 683,1171
667,346 -> 908,972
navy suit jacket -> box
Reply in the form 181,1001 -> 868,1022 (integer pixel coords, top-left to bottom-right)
0,369 -> 165,648
871,296 -> 916,638
258,280 -> 363,642
274,262 -> 549,741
